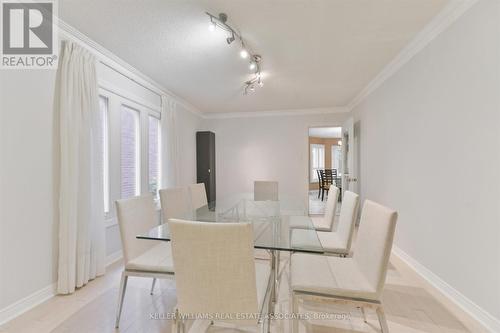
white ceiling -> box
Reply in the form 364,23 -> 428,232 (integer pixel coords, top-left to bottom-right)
59,0 -> 449,113
309,127 -> 342,138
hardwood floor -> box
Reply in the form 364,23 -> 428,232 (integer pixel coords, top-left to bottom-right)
0,249 -> 487,333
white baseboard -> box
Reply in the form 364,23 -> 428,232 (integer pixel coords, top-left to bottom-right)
392,246 -> 500,333
106,250 -> 123,266
0,251 -> 123,326
0,283 -> 57,326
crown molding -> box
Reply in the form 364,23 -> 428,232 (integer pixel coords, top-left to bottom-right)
55,18 -> 204,118
202,107 -> 349,119
347,0 -> 480,111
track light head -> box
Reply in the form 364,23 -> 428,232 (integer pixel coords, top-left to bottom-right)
218,13 -> 228,23
226,34 -> 235,44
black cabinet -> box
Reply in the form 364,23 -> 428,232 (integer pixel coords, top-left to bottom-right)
196,131 -> 216,204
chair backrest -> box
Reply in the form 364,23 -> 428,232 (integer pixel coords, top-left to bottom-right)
353,200 -> 397,296
323,169 -> 334,185
254,181 -> 279,201
323,185 -> 339,231
188,183 -> 208,210
115,194 -> 157,265
335,191 -> 359,252
331,169 -> 338,178
319,169 -> 326,187
159,187 -> 189,220
169,219 -> 259,324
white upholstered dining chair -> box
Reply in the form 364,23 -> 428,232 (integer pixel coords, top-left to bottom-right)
291,190 -> 359,256
188,183 -> 208,210
254,180 -> 279,201
317,190 -> 359,256
290,200 -> 398,333
114,194 -> 175,328
311,185 -> 339,231
169,219 -> 271,332
159,187 -> 189,220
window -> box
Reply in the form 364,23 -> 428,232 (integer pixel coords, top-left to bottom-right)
310,144 -> 325,182
99,96 -> 110,213
148,116 -> 161,200
99,86 -> 162,220
121,105 -> 140,199
331,144 -> 342,176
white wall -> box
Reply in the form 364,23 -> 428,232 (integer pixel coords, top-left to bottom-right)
352,0 -> 500,324
0,69 -> 58,310
0,39 -> 202,315
202,112 -> 350,205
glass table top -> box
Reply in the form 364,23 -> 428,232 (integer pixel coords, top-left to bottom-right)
137,193 -> 324,254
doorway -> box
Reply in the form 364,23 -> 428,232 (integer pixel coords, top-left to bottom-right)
308,126 -> 343,215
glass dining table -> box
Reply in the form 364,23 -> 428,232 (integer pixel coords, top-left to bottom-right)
137,193 -> 324,314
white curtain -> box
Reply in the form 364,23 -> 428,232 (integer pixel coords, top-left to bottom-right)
56,41 -> 105,294
161,95 -> 179,188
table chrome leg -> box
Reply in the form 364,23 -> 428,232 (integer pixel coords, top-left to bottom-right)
270,250 -> 277,304
265,249 -> 277,333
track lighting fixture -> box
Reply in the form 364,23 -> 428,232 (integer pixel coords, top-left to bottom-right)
206,11 -> 264,94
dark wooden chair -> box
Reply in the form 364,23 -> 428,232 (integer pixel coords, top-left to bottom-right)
319,169 -> 340,201
318,169 -> 329,201
317,169 -> 323,198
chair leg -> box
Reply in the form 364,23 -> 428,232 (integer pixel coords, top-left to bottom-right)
175,309 -> 184,333
376,306 -> 389,333
181,318 -> 186,333
115,272 -> 128,328
321,189 -> 324,201
291,292 -> 299,333
359,306 -> 368,323
277,251 -> 281,279
150,278 -> 157,295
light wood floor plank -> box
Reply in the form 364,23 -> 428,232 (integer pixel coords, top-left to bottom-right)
0,251 -> 487,333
